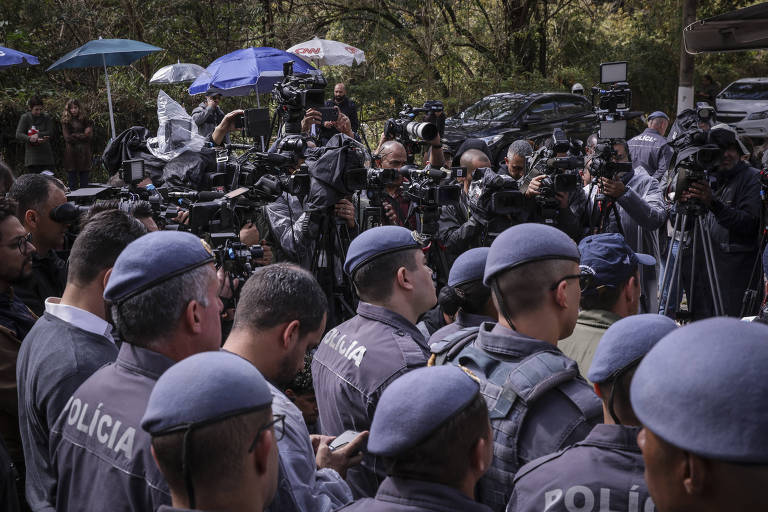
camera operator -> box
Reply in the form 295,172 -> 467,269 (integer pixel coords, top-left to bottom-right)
7,174 -> 68,316
582,139 -> 667,313
192,90 -> 227,141
628,111 -> 674,182
439,148 -> 493,261
325,83 -> 359,135
678,124 -> 761,319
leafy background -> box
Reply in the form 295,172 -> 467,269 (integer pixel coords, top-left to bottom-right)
1,0 -> 766,179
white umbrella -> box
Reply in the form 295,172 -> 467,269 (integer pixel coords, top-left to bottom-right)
150,61 -> 208,84
287,37 -> 365,67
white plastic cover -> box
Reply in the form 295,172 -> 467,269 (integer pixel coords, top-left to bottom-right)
147,90 -> 207,161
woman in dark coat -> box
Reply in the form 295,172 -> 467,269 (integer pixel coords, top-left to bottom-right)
61,99 -> 93,189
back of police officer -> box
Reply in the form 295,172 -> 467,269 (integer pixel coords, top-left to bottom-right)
431,223 -> 602,511
509,314 -> 677,512
631,318 -> 768,512
312,226 -> 436,498
340,366 -> 493,512
628,111 -> 673,182
49,232 -> 223,512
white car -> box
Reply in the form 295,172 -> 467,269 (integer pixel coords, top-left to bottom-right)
716,78 -> 768,141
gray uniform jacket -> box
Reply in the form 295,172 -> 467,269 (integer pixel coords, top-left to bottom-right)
266,382 -> 352,512
428,311 -> 495,346
191,102 -> 227,142
469,323 -> 601,511
339,477 -> 493,512
508,424 -> 653,512
583,167 -> 668,312
49,343 -> 172,512
17,313 -> 118,512
628,128 -> 674,181
312,302 -> 429,498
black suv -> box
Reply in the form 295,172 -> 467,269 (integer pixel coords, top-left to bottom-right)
443,92 -> 598,165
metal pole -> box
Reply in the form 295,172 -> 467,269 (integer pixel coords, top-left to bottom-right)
103,53 -> 117,140
677,0 -> 697,114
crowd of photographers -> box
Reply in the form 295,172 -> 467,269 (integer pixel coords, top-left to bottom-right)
1,68 -> 768,512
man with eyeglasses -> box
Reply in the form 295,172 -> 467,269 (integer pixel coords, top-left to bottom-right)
142,351 -> 280,512
0,198 -> 37,506
430,223 -> 601,511
49,232 -> 223,512
192,89 -> 227,141
558,233 -> 655,383
224,264 -> 364,512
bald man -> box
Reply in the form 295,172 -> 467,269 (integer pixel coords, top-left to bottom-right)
325,83 -> 359,134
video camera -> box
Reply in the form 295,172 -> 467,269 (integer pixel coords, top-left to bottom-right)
383,102 -> 441,163
272,61 -> 327,134
591,61 -> 641,139
524,128 -> 583,199
590,142 -> 633,181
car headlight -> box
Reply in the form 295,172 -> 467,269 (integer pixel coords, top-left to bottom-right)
747,110 -> 768,120
480,134 -> 504,145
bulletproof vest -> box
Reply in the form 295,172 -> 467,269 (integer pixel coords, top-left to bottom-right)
431,326 -> 601,511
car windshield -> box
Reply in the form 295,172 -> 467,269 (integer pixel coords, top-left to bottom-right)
719,82 -> 768,100
460,96 -> 526,121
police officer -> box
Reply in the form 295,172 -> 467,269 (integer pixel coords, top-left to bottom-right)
339,366 -> 493,512
429,247 -> 496,344
508,313 -> 677,512
49,231 -> 224,512
432,223 -> 602,511
142,351 -> 279,512
631,318 -> 768,511
558,233 -> 654,381
223,264 -> 364,511
312,225 -> 436,498
628,111 -> 673,182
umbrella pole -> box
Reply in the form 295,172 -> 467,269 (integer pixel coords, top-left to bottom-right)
103,54 -> 117,140
257,93 -> 266,151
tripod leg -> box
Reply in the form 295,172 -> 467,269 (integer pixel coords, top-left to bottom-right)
660,214 -> 682,314
665,217 -> 687,317
698,220 -> 725,316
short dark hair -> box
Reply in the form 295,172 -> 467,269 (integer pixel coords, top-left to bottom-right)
67,210 -> 146,286
580,274 -> 632,311
596,365 -> 639,425
353,249 -> 420,303
85,199 -> 153,221
493,259 -> 575,315
385,393 -> 488,487
151,408 -> 272,497
438,280 -> 491,317
27,96 -> 43,109
233,263 -> 327,337
0,199 -> 19,242
0,160 -> 15,195
7,174 -> 59,219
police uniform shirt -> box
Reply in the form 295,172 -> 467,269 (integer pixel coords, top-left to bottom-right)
339,476 -> 493,512
507,424 -> 652,512
49,343 -> 173,512
469,322 -> 601,511
428,311 -> 495,346
312,302 -> 430,498
628,128 -> 674,182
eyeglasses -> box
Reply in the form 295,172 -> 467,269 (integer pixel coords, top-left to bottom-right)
248,414 -> 285,452
2,233 -> 33,256
549,265 -> 596,292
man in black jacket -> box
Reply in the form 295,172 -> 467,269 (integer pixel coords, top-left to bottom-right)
324,83 -> 359,135
679,124 -> 761,318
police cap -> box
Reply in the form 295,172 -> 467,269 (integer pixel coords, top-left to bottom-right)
104,231 -> 214,303
483,223 -> 580,286
367,366 -> 480,457
579,233 -> 655,289
343,225 -> 422,276
648,111 -> 669,121
587,313 -> 677,384
448,247 -> 490,288
631,318 -> 768,463
141,351 -> 272,435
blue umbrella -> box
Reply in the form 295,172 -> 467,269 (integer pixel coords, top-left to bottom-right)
0,46 -> 39,68
47,37 -> 163,139
189,47 -> 316,97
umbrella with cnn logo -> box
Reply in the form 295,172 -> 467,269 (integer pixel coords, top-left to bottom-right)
287,37 -> 366,67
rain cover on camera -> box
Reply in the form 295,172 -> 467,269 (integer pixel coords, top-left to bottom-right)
304,133 -> 370,212
147,90 -> 207,161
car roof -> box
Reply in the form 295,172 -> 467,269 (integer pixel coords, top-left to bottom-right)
730,78 -> 768,83
481,92 -> 587,101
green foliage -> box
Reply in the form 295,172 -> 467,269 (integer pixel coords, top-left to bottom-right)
0,0 -> 765,175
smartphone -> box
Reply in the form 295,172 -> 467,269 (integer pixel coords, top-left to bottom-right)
319,107 -> 337,123
329,430 -> 359,451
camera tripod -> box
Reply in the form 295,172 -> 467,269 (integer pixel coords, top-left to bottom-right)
659,203 -> 725,318
585,179 -> 625,237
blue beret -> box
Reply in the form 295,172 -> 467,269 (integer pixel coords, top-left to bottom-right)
648,111 -> 669,121
587,314 -> 677,383
104,231 -> 214,303
483,223 -> 580,286
368,366 -> 480,457
579,233 -> 655,288
448,248 -> 490,287
631,318 -> 768,463
141,351 -> 272,435
343,226 -> 421,276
